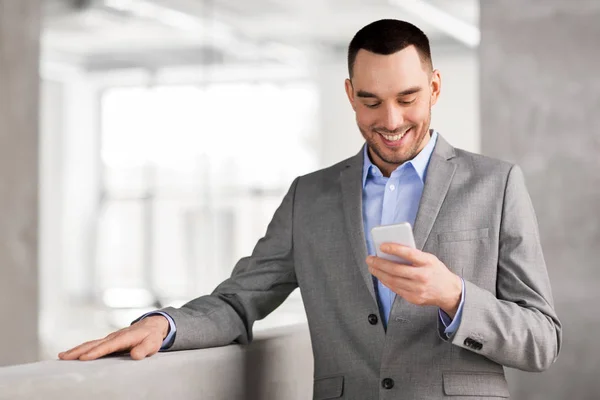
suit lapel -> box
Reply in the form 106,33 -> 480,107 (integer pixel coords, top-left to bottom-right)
413,134 -> 457,251
387,134 -> 457,326
340,150 -> 377,302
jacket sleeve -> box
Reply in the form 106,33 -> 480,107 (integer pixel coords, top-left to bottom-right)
443,164 -> 562,372
158,177 -> 300,351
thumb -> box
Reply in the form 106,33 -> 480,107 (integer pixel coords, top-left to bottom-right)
130,334 -> 163,360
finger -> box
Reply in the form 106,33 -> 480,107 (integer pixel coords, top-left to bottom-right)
369,265 -> 414,293
130,334 -> 163,360
367,256 -> 418,280
380,243 -> 429,265
79,332 -> 141,361
59,339 -> 106,360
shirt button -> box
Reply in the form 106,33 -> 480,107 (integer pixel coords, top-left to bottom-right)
382,378 -> 395,389
368,314 -> 378,325
389,184 -> 396,191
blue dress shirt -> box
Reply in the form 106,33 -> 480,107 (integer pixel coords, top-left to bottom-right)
361,130 -> 464,333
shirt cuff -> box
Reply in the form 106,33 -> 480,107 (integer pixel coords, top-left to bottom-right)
438,278 -> 465,337
138,311 -> 177,350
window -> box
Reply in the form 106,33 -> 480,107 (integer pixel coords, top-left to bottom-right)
97,82 -> 318,305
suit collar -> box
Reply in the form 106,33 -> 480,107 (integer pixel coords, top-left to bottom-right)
361,130 -> 440,188
430,132 -> 457,161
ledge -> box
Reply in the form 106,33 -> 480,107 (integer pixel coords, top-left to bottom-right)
0,324 -> 313,400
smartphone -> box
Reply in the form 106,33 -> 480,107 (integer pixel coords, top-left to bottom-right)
370,222 -> 416,264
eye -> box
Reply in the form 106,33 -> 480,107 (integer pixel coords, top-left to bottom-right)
364,103 -> 380,109
398,98 -> 416,105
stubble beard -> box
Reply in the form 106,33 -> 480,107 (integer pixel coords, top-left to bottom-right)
360,108 -> 432,167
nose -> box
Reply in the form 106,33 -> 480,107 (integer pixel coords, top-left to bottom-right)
380,104 -> 403,132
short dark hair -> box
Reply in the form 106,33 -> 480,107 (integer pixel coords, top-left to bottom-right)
347,19 -> 432,78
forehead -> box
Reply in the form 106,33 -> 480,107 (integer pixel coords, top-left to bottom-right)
352,47 -> 429,92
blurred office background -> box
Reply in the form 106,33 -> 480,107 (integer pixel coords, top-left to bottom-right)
37,0 -> 479,353
1,1 -> 598,399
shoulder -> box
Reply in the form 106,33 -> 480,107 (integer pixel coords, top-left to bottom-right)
298,152 -> 360,184
452,147 -> 515,178
286,152 -> 363,203
304,157 -> 354,178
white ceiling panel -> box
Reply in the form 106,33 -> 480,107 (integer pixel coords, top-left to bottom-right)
42,0 -> 479,71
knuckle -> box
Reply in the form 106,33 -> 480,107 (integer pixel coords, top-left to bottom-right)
76,340 -> 98,352
421,270 -> 432,281
106,331 -> 120,340
414,271 -> 426,283
415,297 -> 427,306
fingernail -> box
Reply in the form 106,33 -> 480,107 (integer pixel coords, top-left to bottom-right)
381,244 -> 390,252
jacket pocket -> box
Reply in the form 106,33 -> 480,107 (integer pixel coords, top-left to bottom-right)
313,375 -> 344,399
443,372 -> 509,397
438,228 -> 489,243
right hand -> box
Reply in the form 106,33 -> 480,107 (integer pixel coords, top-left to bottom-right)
58,315 -> 170,361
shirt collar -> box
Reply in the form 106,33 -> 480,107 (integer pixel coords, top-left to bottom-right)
362,129 -> 439,188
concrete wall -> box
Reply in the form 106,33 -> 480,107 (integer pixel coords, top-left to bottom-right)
480,1 -> 600,399
0,324 -> 313,400
0,0 -> 41,366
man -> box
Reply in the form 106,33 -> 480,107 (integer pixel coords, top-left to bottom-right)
60,19 -> 562,399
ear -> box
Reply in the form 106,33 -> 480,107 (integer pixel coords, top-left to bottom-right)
430,69 -> 442,106
344,79 -> 357,111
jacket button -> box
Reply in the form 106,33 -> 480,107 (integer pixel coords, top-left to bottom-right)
464,337 -> 483,350
381,378 -> 394,389
368,314 -> 378,325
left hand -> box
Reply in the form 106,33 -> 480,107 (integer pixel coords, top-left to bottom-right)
366,243 -> 462,318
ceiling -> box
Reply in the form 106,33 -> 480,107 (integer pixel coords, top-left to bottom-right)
42,0 -> 479,71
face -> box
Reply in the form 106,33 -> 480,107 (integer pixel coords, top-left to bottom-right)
345,46 -> 441,176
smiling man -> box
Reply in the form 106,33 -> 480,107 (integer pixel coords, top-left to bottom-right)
346,33 -> 438,176
60,20 -> 562,400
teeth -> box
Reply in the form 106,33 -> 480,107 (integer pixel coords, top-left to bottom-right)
381,132 -> 405,141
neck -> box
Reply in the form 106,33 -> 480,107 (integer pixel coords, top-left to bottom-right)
368,130 -> 431,177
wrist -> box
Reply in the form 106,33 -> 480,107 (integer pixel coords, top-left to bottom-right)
145,315 -> 170,339
439,275 -> 462,318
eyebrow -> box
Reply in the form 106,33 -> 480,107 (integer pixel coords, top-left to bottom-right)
356,86 -> 422,99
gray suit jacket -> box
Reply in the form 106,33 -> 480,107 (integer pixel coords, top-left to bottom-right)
160,134 -> 562,399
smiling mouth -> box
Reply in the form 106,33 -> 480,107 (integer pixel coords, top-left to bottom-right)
377,127 -> 412,144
